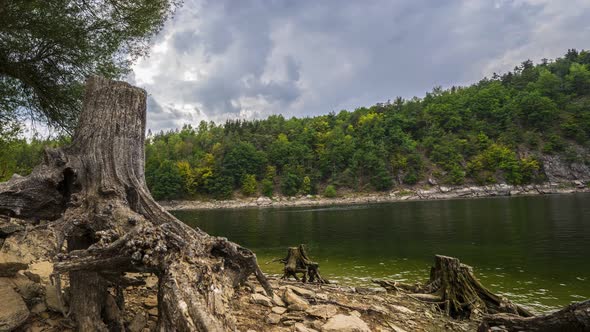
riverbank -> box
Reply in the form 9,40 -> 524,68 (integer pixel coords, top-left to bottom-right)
160,181 -> 589,211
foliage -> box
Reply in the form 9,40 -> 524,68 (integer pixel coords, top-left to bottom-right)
0,0 -> 179,130
323,185 -> 337,198
2,49 -> 590,199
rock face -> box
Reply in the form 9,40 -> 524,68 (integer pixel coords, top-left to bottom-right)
321,314 -> 371,332
0,280 -> 30,331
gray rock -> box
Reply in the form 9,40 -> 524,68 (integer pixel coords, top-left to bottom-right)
272,306 -> 287,314
0,281 -> 29,331
287,285 -> 315,298
305,304 -> 338,319
321,314 -> 371,332
283,288 -> 309,308
266,313 -> 281,324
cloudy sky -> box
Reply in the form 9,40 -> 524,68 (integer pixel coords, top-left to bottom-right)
130,0 -> 590,132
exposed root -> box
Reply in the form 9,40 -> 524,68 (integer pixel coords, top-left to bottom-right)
278,244 -> 329,284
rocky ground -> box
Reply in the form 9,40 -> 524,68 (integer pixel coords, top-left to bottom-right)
0,217 -> 481,332
160,181 -> 589,211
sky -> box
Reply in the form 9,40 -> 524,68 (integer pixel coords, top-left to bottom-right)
130,0 -> 590,132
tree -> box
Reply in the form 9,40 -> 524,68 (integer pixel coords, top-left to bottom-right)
0,0 -> 179,129
241,174 -> 258,196
0,77 -> 271,331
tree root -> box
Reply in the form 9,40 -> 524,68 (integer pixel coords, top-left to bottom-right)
374,255 -> 533,319
277,244 -> 329,284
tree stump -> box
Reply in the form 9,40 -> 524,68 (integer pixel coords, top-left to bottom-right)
0,77 -> 272,331
279,244 -> 328,283
478,300 -> 590,332
374,255 -> 533,319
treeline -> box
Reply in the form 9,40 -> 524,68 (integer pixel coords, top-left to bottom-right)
2,50 -> 590,200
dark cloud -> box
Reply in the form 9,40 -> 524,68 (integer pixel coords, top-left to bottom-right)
131,0 -> 590,131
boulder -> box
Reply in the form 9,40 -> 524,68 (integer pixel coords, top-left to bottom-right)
305,304 -> 338,319
45,284 -> 66,313
266,313 -> 281,324
321,314 -> 371,332
0,281 -> 29,331
287,285 -> 315,298
250,293 -> 273,307
272,306 -> 287,314
272,293 -> 286,306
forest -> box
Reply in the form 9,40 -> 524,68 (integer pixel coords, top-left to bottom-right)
2,49 -> 589,201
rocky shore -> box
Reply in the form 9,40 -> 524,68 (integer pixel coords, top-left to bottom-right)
0,219 -> 476,332
160,180 -> 589,211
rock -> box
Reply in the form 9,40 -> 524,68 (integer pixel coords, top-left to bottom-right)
389,305 -> 415,315
256,196 -> 272,205
283,288 -> 309,308
0,280 -> 29,331
305,304 -> 338,319
350,310 -> 361,317
45,284 -> 66,313
295,322 -> 317,332
272,306 -> 287,314
250,293 -> 273,307
321,314 -> 371,332
355,287 -> 386,295
0,262 -> 28,277
144,294 -> 158,308
283,320 -> 296,326
272,293 -> 286,306
316,293 -> 329,301
128,312 -> 148,332
428,178 -> 438,186
104,293 -> 122,323
388,323 -> 408,332
266,313 -> 281,324
10,274 -> 43,303
287,285 -> 315,298
0,222 -> 24,237
288,303 -> 309,311
148,307 -> 158,316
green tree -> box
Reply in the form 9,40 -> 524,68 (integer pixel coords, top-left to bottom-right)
241,174 -> 258,196
0,0 -> 179,129
323,185 -> 337,198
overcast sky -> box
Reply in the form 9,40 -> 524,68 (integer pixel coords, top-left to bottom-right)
130,0 -> 590,132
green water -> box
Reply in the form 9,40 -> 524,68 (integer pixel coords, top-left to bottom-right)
172,193 -> 590,313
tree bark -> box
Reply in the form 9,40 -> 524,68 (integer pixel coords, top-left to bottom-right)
0,77 -> 271,331
478,300 -> 590,332
374,255 -> 533,319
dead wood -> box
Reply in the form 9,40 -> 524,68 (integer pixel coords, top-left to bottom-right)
278,244 -> 328,284
373,255 -> 533,319
0,77 -> 271,331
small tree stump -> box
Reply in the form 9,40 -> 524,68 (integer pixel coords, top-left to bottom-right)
279,244 -> 328,284
374,255 -> 533,319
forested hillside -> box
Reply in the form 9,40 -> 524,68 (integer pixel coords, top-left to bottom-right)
2,50 -> 590,200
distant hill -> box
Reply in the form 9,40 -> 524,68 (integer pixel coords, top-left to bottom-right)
2,49 -> 589,200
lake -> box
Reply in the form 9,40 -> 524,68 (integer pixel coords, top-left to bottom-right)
172,193 -> 590,313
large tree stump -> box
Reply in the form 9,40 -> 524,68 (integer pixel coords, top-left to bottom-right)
374,255 -> 533,319
478,300 -> 590,332
0,77 -> 271,331
278,244 -> 328,284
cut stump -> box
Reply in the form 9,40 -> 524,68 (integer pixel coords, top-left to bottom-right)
278,244 -> 328,284
374,255 -> 533,319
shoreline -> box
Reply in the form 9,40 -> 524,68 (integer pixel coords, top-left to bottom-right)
160,181 -> 589,211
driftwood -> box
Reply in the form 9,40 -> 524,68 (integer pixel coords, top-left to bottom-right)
478,300 -> 590,332
374,255 -> 533,319
278,244 -> 328,283
0,77 -> 271,331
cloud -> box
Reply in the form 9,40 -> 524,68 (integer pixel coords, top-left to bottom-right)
131,0 -> 590,132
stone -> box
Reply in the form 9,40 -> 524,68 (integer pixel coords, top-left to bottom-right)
305,304 -> 338,319
295,322 -> 317,332
388,323 -> 408,332
282,320 -> 296,326
266,313 -> 281,324
316,293 -> 329,301
288,303 -> 309,311
256,196 -> 272,205
31,302 -> 47,314
128,312 -> 148,332
24,271 -> 42,283
321,314 -> 371,332
104,294 -> 121,323
144,294 -> 158,308
45,284 -> 66,313
283,288 -> 309,308
10,274 -> 43,302
350,310 -> 361,317
272,293 -> 286,306
250,293 -> 273,307
287,285 -> 315,298
0,281 -> 29,331
272,306 -> 287,314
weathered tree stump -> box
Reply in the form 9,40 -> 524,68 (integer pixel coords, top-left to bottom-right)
0,77 -> 271,331
278,244 -> 328,283
478,300 -> 590,332
374,255 -> 533,319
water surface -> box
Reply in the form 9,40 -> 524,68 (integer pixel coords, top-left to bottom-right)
173,193 -> 590,313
